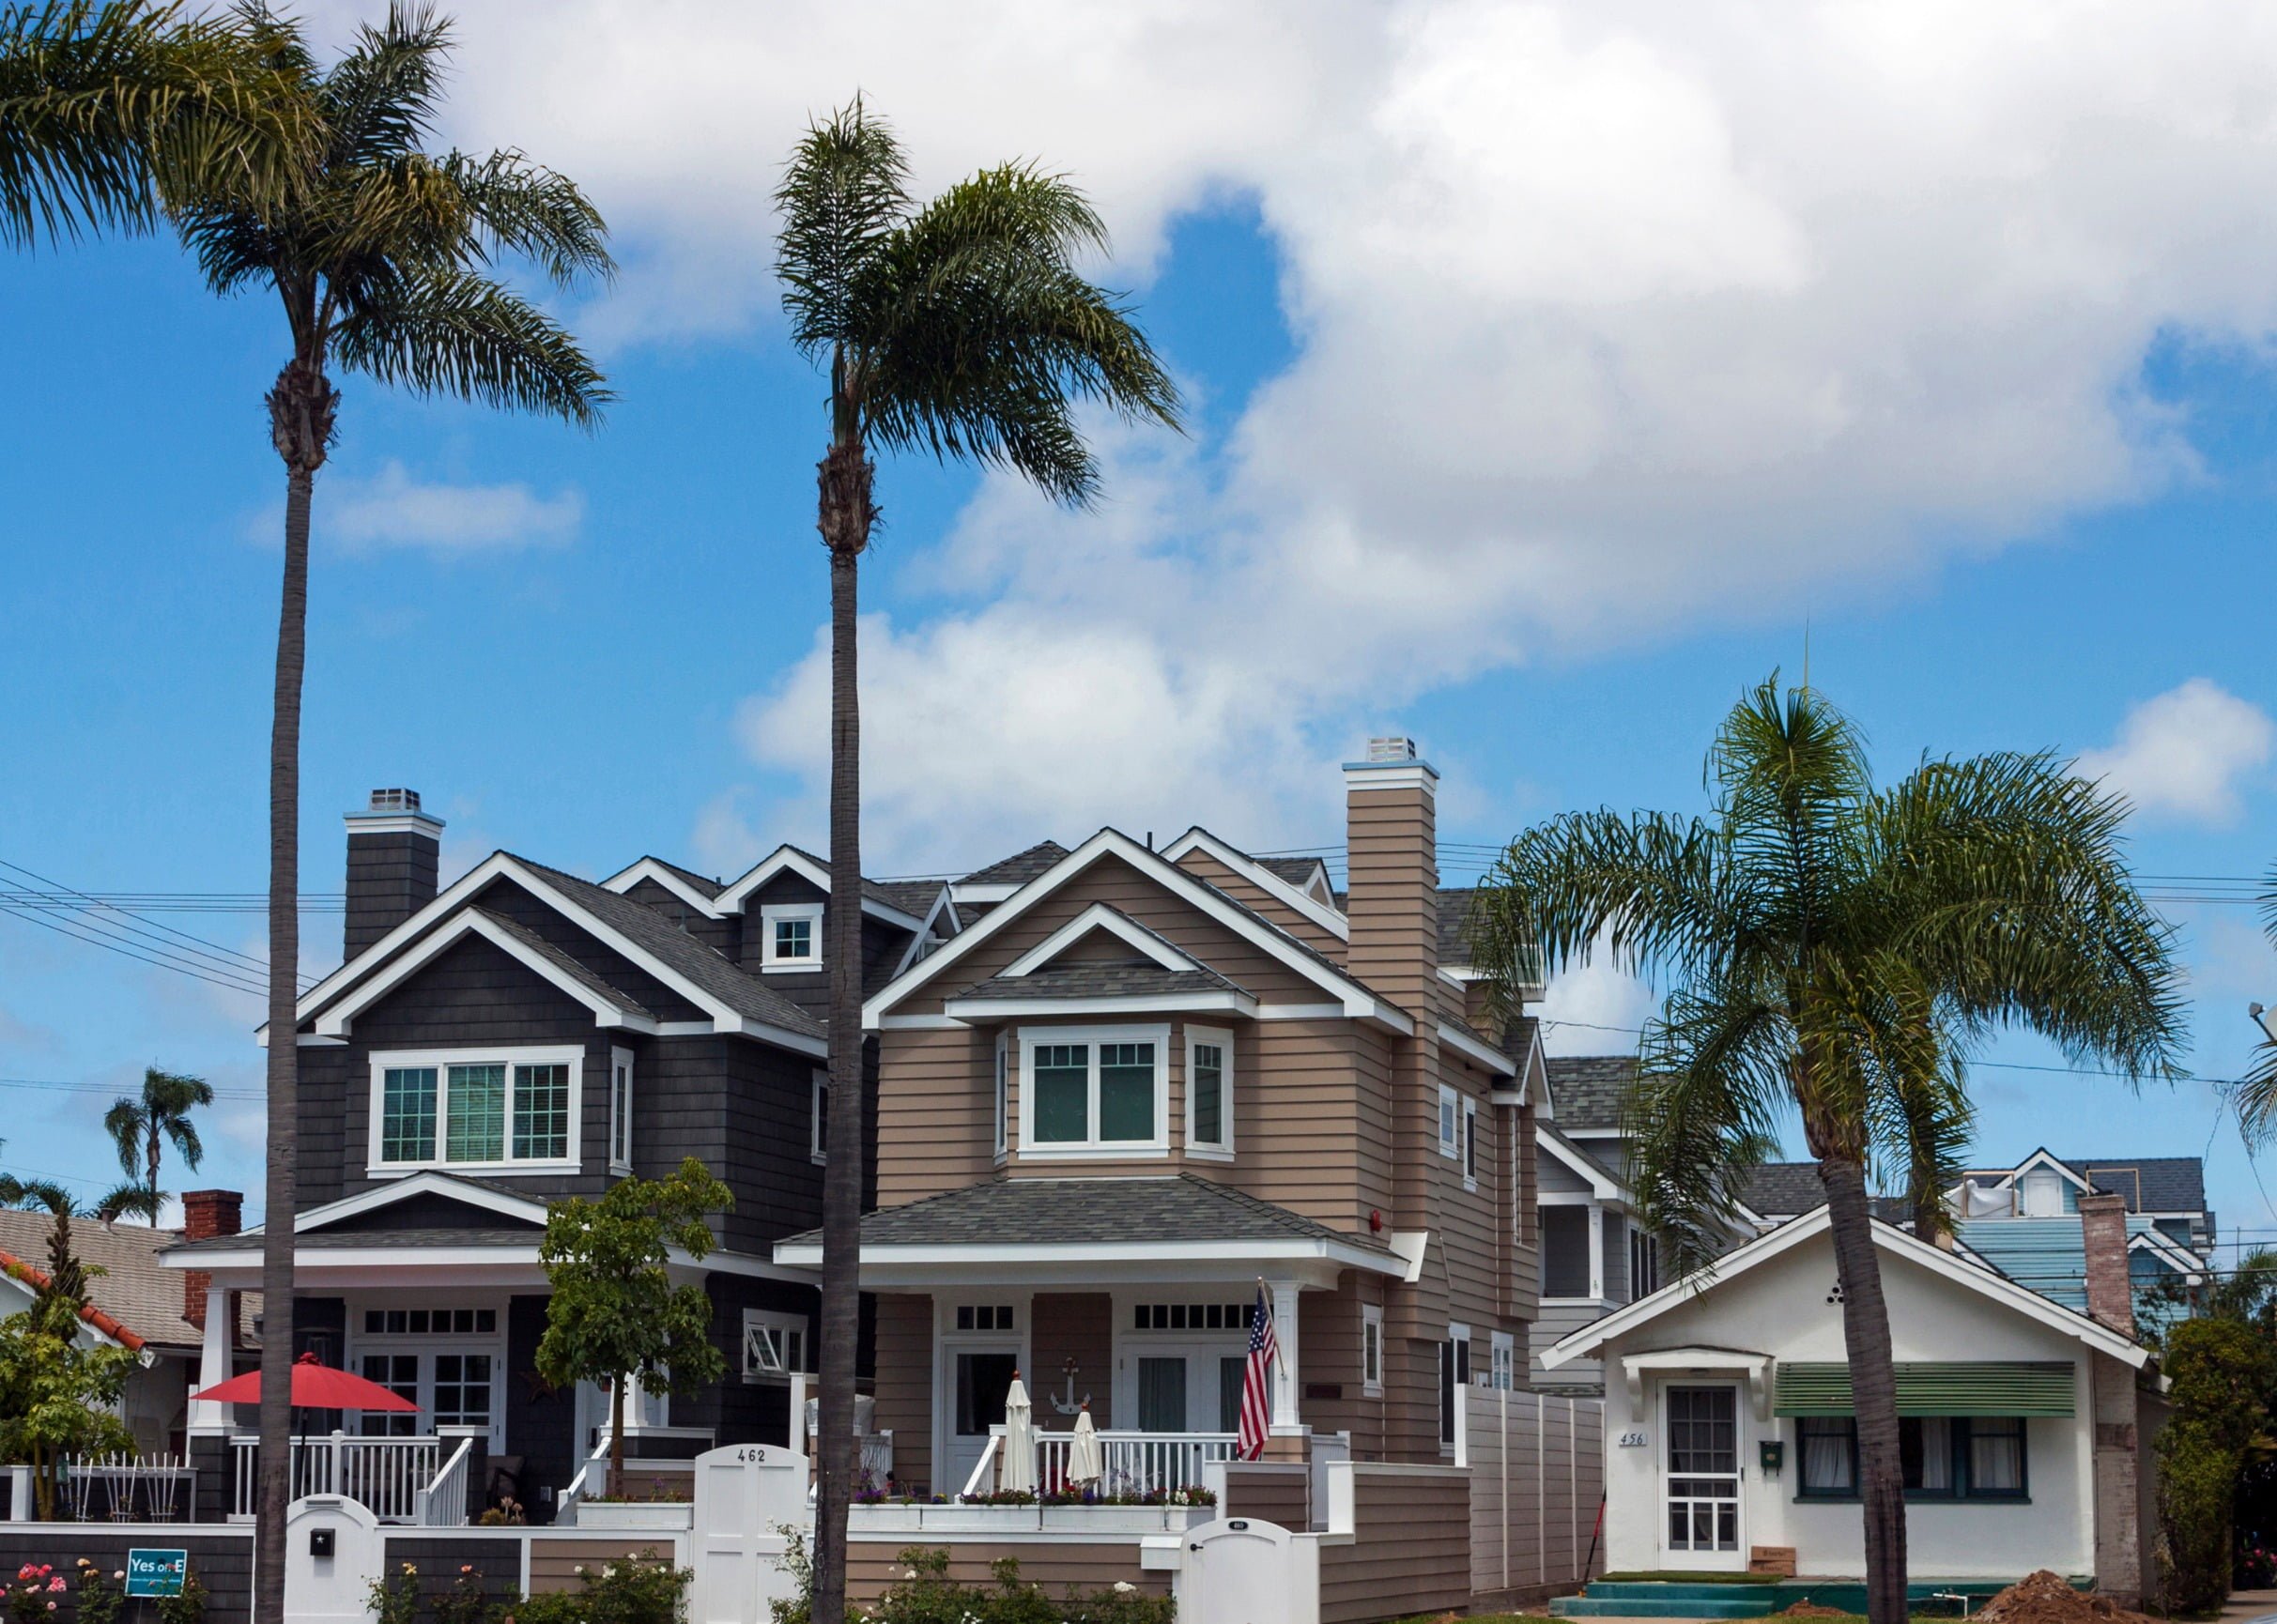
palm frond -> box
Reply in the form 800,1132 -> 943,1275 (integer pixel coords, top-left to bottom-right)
442,147 -> 613,287
94,1181 -> 162,1223
313,0 -> 446,170
1629,989 -> 1790,1278
2232,865 -> 2277,1144
774,96 -> 912,360
333,263 -> 610,426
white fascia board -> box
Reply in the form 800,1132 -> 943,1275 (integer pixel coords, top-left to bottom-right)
891,886 -> 962,979
2129,1229 -> 2206,1278
1000,903 -> 1202,977
1439,1022 -> 1516,1077
162,1244 -> 546,1273
943,991 -> 1260,1020
1538,1127 -> 1623,1202
1160,829 -> 1350,942
293,1170 -> 550,1233
313,909 -> 653,1038
599,859 -> 725,918
714,846 -> 927,931
2008,1147 -> 2093,1190
292,850 -> 521,1026
949,882 -> 1019,905
1540,1206 -> 2149,1371
864,828 -> 1412,1034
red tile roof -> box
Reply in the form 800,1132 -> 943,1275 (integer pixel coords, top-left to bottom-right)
0,1249 -> 146,1351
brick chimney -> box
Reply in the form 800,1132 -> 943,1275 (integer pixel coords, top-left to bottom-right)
1343,737 -> 1439,1012
345,789 -> 443,960
180,1188 -> 241,1330
2079,1191 -> 2133,1337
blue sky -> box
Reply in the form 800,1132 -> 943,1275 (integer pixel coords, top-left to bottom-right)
1,2 -> 2273,1249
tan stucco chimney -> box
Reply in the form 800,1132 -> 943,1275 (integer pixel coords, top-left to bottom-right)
2079,1192 -> 2133,1338
1343,736 -> 1439,1012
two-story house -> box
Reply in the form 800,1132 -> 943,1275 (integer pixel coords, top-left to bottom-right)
777,739 -> 1549,1498
163,789 -> 942,1518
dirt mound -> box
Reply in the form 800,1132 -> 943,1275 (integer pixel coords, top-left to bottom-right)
1781,1603 -> 1847,1617
1974,1570 -> 2149,1624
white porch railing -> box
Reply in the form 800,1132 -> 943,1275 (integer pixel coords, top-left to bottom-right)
411,1434 -> 475,1526
859,1431 -> 894,1489
965,1431 -> 1236,1500
230,1433 -> 442,1524
554,1432 -> 614,1525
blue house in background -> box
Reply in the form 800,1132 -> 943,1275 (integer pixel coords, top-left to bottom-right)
1952,1148 -> 2213,1337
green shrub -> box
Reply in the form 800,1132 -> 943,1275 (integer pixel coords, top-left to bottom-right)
767,1543 -> 1174,1624
2155,1317 -> 2277,1612
152,1576 -> 208,1624
367,1561 -> 421,1624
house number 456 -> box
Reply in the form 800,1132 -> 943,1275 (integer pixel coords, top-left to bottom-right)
1617,1430 -> 1649,1448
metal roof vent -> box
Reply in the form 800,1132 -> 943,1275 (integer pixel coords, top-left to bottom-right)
1365,736 -> 1417,763
367,788 -> 422,814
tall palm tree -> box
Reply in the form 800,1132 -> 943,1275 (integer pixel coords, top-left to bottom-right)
171,10 -> 610,1616
1469,676 -> 2184,1624
1,0 -> 308,249
103,1065 -> 212,1218
2235,869 -> 2277,1140
773,100 -> 1179,1624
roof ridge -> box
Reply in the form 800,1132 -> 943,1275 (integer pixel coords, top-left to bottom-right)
0,1249 -> 146,1350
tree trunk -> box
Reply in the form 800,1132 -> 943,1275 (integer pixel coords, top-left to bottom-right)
1820,1152 -> 1908,1624
610,1374 -> 626,1494
811,434 -> 873,1624
254,358 -> 332,1624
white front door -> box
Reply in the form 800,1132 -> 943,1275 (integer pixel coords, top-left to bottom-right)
1131,1342 -> 1247,1434
1660,1384 -> 1744,1570
942,1344 -> 1021,1495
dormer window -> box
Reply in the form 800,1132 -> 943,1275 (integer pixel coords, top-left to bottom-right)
1017,1024 -> 1170,1157
762,903 -> 824,972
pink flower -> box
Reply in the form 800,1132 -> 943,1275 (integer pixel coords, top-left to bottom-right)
15,1567 -> 35,1583
45,1577 -> 65,1593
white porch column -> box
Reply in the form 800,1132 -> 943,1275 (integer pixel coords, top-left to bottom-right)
1267,1279 -> 1301,1430
1588,1207 -> 1606,1301
188,1288 -> 233,1433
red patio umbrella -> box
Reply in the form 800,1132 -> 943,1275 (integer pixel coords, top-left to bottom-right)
192,1351 -> 421,1412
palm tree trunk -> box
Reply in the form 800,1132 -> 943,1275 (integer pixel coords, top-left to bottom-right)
1820,1152 -> 1907,1624
812,434 -> 871,1624
254,358 -> 331,1624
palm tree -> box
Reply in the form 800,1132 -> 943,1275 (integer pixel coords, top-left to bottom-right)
1,0 -> 308,249
170,10 -> 610,1615
772,100 -> 1179,1623
2235,869 -> 2277,1140
103,1066 -> 212,1218
1469,676 -> 2184,1624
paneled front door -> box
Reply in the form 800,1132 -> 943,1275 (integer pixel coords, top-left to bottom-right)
1660,1384 -> 1743,1570
944,1347 -> 1020,1495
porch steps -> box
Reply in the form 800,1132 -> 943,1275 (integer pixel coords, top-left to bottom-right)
1551,1585 -> 1780,1618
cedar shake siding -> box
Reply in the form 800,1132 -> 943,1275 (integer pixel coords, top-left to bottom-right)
345,827 -> 440,958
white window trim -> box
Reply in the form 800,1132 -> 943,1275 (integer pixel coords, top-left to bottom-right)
761,902 -> 825,973
1185,1025 -> 1234,1159
1015,1023 -> 1173,1159
1438,1084 -> 1461,1160
345,1295 -> 510,1449
992,1033 -> 1010,1165
366,1046 -> 583,1176
1361,1303 -> 1385,1398
1489,1329 -> 1515,1391
1462,1096 -> 1479,1191
742,1308 -> 810,1383
810,1068 -> 829,1164
608,1047 -> 634,1175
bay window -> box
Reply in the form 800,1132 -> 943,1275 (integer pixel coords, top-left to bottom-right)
1016,1025 -> 1171,1156
370,1047 -> 582,1172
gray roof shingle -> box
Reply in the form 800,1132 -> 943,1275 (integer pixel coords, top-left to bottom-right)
470,906 -> 655,1022
953,960 -> 1244,1004
1544,1056 -> 1636,1131
1738,1162 -> 1911,1223
517,858 -> 824,1040
784,1173 -> 1396,1256
1258,857 -> 1331,890
167,1226 -> 546,1255
2067,1157 -> 2206,1214
0,1210 -> 203,1350
960,842 -> 1070,887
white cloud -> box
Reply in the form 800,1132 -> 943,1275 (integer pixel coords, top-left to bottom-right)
2076,679 -> 2274,825
315,462 -> 583,556
323,0 -> 2277,854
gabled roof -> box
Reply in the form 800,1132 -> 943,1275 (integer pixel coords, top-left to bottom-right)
865,828 -> 1416,1034
1740,1161 -> 1911,1224
289,851 -> 825,1056
1542,1204 -> 2151,1371
163,1172 -> 550,1255
1539,1124 -> 1626,1202
957,841 -> 1071,890
949,961 -> 1252,1015
0,1209 -> 203,1352
1259,856 -> 1335,902
1952,1151 -> 2207,1217
1543,1055 -> 1635,1132
678,845 -> 929,930
601,856 -> 726,911
1160,829 -> 1350,942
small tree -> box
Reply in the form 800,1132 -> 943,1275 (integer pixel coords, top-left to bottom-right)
2156,1316 -> 2277,1610
537,1158 -> 731,1489
0,1187 -> 137,1518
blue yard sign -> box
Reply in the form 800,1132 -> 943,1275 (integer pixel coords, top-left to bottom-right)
124,1550 -> 187,1599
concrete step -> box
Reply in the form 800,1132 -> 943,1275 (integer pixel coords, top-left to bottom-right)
1551,1598 -> 1777,1619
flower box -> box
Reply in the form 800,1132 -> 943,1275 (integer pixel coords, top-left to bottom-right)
575,1501 -> 693,1531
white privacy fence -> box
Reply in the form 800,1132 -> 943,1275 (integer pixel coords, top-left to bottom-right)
230,1433 -> 443,1524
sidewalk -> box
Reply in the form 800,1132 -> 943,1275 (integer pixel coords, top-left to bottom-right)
2220,1591 -> 2277,1623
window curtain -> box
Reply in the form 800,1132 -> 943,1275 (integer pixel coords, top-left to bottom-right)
1969,1417 -> 2025,1492
1799,1417 -> 1855,1493
446,1064 -> 505,1161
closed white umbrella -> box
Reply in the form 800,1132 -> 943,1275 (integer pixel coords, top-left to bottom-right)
999,1372 -> 1036,1494
1067,1402 -> 1103,1491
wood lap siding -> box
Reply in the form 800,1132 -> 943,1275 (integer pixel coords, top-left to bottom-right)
875,1026 -> 996,1205
846,1542 -> 1165,1603
526,1538 -> 680,1594
1223,1462 -> 1310,1526
1032,1294 -> 1115,1429
1318,1465 -> 1471,1623
1172,849 -> 1347,958
873,1294 -> 933,1492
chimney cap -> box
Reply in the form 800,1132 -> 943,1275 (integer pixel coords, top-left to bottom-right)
1366,736 -> 1416,763
346,787 -> 444,834
1343,735 -> 1438,787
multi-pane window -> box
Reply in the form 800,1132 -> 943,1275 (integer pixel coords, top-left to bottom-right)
1629,1229 -> 1661,1298
1439,1086 -> 1460,1158
1131,1302 -> 1253,1331
431,1354 -> 493,1429
761,904 -> 823,970
1362,1305 -> 1384,1396
1188,1031 -> 1230,1153
956,1305 -> 1016,1331
362,1309 -> 496,1336
744,1310 -> 810,1380
372,1049 -> 580,1169
1019,1027 -> 1168,1152
1798,1416 -> 2030,1499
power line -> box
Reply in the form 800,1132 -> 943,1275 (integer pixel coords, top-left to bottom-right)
0,1076 -> 262,1102
0,901 -> 270,999
0,856 -> 319,996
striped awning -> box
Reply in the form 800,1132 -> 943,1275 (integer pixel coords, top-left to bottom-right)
1774,1361 -> 2076,1417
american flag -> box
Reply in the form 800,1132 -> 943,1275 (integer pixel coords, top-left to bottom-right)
1237,1282 -> 1278,1462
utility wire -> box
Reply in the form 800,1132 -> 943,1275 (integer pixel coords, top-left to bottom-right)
0,856 -> 319,996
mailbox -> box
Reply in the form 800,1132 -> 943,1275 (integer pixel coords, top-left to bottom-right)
1759,1439 -> 1785,1478
309,1527 -> 335,1559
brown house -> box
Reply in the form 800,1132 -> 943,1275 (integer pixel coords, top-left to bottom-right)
778,737 -> 1549,1494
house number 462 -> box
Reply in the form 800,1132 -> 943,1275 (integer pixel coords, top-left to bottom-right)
1617,1430 -> 1649,1448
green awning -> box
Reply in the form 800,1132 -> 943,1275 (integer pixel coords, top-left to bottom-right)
1774,1361 -> 2076,1417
